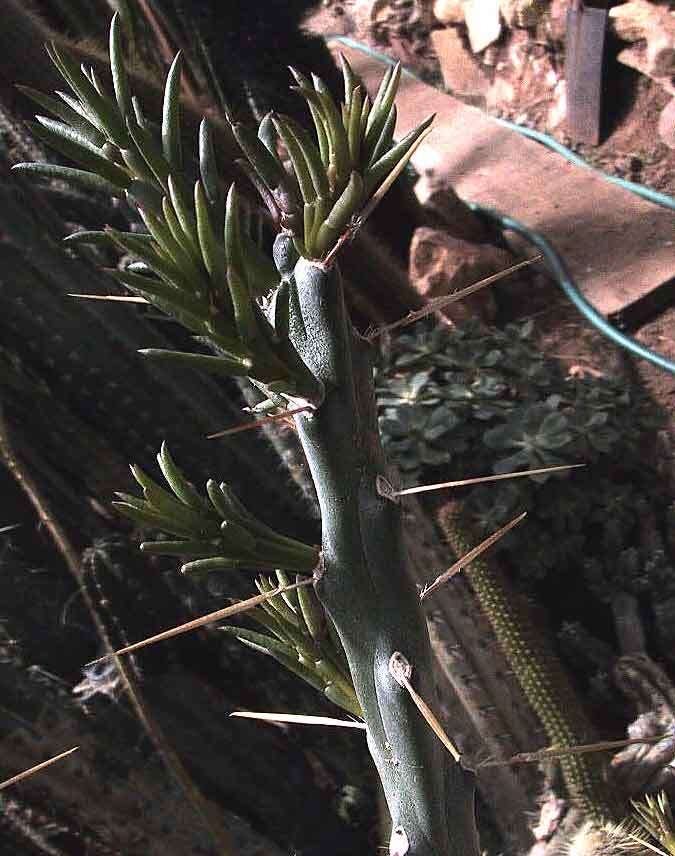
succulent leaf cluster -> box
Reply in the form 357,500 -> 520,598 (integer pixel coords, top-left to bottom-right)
377,319 -> 665,583
114,443 -> 319,577
11,12 -> 438,719
223,570 -> 361,718
630,791 -> 675,854
228,56 -> 432,260
13,14 -> 430,409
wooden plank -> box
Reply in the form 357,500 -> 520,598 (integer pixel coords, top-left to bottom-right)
330,42 -> 675,318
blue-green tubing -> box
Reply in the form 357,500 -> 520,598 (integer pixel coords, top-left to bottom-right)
470,203 -> 675,375
328,35 -> 675,375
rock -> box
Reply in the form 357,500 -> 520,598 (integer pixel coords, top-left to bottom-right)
464,0 -> 502,53
609,0 -> 673,43
352,0 -> 433,67
617,45 -> 675,93
419,182 -> 493,243
409,226 -> 512,323
610,1 -> 675,87
547,79 -> 567,129
486,75 -> 516,112
430,28 -> 490,95
546,0 -> 568,43
433,0 -> 465,25
500,0 -> 546,29
658,97 -> 675,149
352,0 -> 391,44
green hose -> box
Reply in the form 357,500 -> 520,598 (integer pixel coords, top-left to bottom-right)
327,35 -> 675,374
492,117 -> 675,212
470,203 -> 675,374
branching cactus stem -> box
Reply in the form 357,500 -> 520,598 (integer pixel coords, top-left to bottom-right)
286,240 -> 480,855
14,23 -> 485,851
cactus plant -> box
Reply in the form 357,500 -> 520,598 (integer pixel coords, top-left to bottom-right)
13,15 -> 481,854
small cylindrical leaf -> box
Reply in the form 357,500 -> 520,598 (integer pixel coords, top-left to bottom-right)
256,577 -> 300,628
129,464 -> 215,534
126,114 -> 170,189
125,179 -> 163,216
359,95 -> 371,137
17,85 -> 105,147
162,52 -> 183,170
271,115 -> 315,203
312,75 -> 350,193
113,502 -> 169,532
230,121 -> 283,190
257,113 -> 278,158
241,235 -> 279,297
199,119 -> 220,206
303,202 -> 315,254
138,206 -> 202,282
367,104 -> 396,168
314,171 -> 363,256
139,348 -> 252,376
12,163 -> 121,196
340,53 -> 358,106
47,41 -> 128,146
168,174 -> 200,260
365,63 -> 395,134
364,114 -> 434,195
364,63 -> 401,159
280,116 -> 329,199
109,230 -> 194,292
121,145 -> 158,186
62,229 -> 110,245
181,557 -> 242,575
324,682 -> 362,718
195,180 -> 226,285
157,443 -> 210,512
109,13 -> 132,119
347,85 -> 363,167
113,269 -> 206,322
220,519 -> 257,554
140,539 -> 219,556
29,118 -> 131,188
296,580 -> 326,642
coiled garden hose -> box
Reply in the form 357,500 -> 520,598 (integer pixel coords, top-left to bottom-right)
327,35 -> 675,375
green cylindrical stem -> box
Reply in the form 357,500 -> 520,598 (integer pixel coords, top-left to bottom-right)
287,254 -> 479,856
439,505 -> 617,825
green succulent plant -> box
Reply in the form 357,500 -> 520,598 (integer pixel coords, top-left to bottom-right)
223,569 -> 361,718
13,13 -> 431,413
376,318 -> 664,588
115,442 -> 319,576
15,17 -> 475,855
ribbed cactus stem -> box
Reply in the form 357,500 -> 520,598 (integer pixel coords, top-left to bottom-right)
283,237 -> 479,856
438,503 -> 616,825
